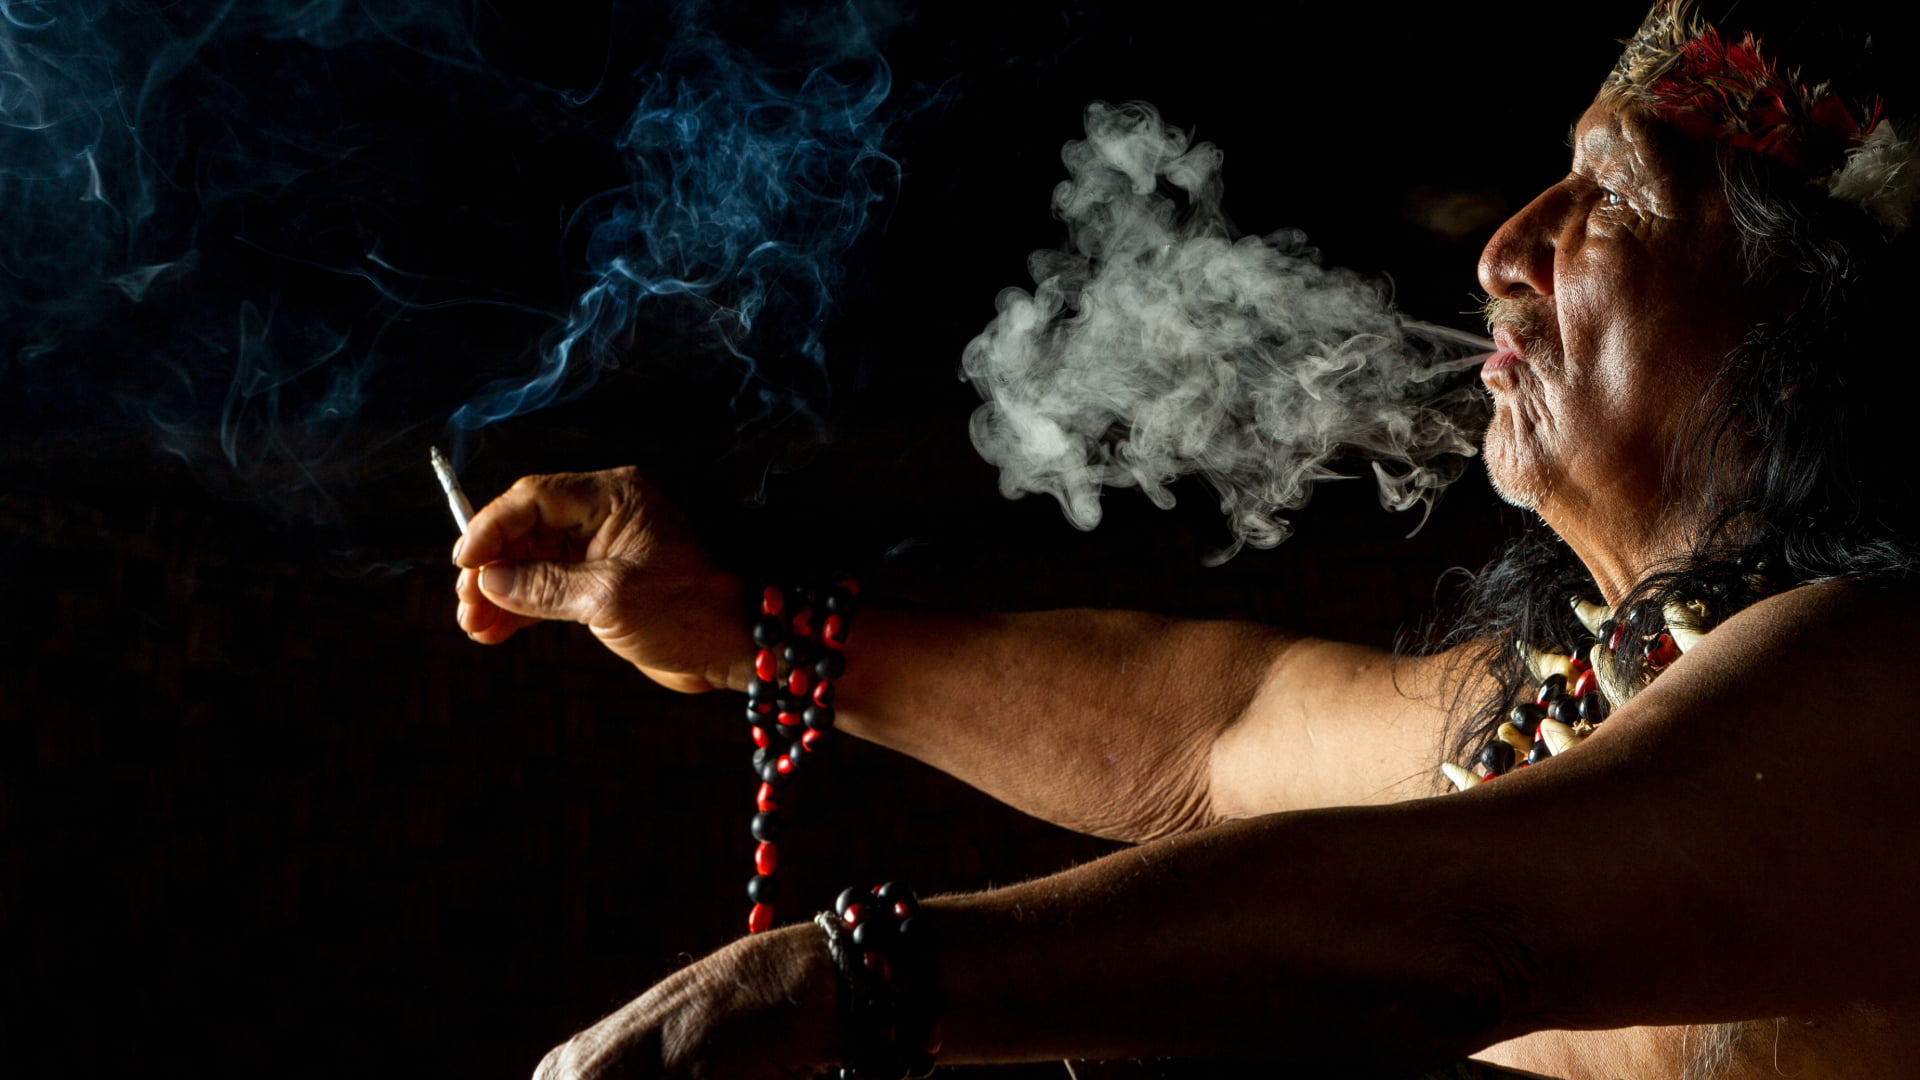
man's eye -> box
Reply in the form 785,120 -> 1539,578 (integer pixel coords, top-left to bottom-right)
1601,188 -> 1625,207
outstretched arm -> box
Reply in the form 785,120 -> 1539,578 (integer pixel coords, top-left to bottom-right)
452,466 -> 1467,841
534,580 -> 1920,1077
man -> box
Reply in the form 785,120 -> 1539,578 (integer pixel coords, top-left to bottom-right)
453,2 -> 1920,1076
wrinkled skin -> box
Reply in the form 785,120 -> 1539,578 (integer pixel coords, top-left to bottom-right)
530,927 -> 838,1080
1478,102 -> 1760,601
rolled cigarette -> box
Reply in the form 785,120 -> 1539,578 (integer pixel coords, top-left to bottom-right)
430,446 -> 475,533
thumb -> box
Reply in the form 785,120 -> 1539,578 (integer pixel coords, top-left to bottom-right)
479,559 -> 620,625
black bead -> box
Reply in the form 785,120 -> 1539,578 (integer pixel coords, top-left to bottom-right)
875,880 -> 913,906
803,704 -> 837,732
1538,673 -> 1567,701
775,696 -> 800,717
752,615 -> 788,649
747,677 -> 780,703
812,682 -> 836,707
782,640 -> 816,668
1527,739 -> 1553,765
751,812 -> 781,843
1551,696 -> 1581,727
1508,703 -> 1545,737
748,874 -> 780,904
752,746 -> 775,774
897,915 -> 931,944
760,758 -> 788,785
851,919 -> 894,951
747,704 -> 770,724
835,886 -> 867,917
814,651 -> 847,680
1478,741 -> 1516,776
825,588 -> 855,615
1598,619 -> 1618,648
781,749 -> 803,774
1579,692 -> 1610,724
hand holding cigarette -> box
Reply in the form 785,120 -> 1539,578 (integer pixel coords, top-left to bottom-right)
450,464 -> 744,694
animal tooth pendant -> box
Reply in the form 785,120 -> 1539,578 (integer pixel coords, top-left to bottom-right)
1663,599 -> 1708,654
1440,762 -> 1483,792
1572,597 -> 1610,637
1539,719 -> 1583,756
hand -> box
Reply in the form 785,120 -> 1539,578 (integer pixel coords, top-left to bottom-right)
533,926 -> 840,1080
453,466 -> 744,693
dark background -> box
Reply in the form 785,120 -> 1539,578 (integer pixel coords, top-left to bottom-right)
0,2 -> 1634,1076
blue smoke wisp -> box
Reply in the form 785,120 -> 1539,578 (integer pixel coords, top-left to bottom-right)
450,7 -> 902,435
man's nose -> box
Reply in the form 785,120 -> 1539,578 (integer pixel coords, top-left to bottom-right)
1478,187 -> 1562,299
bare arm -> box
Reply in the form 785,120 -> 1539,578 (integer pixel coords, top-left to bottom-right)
536,579 -> 1920,1077
831,608 -> 1472,839
453,467 -> 1469,841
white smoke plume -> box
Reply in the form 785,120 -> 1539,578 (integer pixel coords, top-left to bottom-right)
962,101 -> 1490,561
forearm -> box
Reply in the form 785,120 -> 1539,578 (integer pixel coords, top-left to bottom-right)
817,605 -> 1291,841
924,802 -> 1514,1068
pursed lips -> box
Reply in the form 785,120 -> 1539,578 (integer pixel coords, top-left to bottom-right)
1481,326 -> 1527,384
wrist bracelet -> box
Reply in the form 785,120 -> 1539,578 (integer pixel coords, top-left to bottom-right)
744,576 -> 858,934
817,882 -> 943,1080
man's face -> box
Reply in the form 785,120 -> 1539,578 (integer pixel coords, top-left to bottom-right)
1477,102 -> 1755,518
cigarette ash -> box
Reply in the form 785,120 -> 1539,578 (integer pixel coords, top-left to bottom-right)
962,102 -> 1489,561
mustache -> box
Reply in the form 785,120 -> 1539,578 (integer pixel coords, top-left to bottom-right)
1479,294 -> 1561,369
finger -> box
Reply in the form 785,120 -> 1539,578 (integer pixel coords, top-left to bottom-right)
479,557 -> 625,625
467,608 -> 542,645
457,569 -> 544,643
456,471 -> 621,569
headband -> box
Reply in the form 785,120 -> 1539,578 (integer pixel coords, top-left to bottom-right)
1601,0 -> 1920,231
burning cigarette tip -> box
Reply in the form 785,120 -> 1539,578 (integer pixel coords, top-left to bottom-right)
430,445 -> 475,533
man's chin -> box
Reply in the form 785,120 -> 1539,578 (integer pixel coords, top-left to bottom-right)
1481,426 -> 1547,511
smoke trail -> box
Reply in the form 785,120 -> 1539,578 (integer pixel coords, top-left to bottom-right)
0,0 -> 547,507
449,2 -> 902,437
962,101 -> 1488,561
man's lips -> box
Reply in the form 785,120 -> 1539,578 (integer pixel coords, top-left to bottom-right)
1481,327 -> 1526,380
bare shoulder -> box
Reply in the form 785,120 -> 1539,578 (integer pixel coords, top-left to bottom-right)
1664,576 -> 1920,709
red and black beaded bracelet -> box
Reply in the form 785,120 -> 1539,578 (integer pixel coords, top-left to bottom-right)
744,576 -> 859,935
816,882 -> 942,1080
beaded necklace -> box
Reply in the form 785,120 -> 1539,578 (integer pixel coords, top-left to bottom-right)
1442,597 -> 1709,791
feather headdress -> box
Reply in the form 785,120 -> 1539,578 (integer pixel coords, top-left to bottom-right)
1603,0 -> 1919,232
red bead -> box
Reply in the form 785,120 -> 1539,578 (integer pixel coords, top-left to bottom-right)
893,901 -> 912,919
1608,626 -> 1624,652
838,576 -> 860,596
1568,656 -> 1591,675
776,755 -> 794,775
1571,670 -> 1597,699
778,711 -> 801,727
757,782 -> 778,812
751,700 -> 773,715
791,607 -> 813,637
812,682 -> 834,707
761,586 -> 784,617
752,726 -> 770,749
843,903 -> 864,927
823,614 -> 847,649
801,729 -> 826,752
788,668 -> 810,696
748,903 -> 773,934
755,649 -> 777,682
862,951 -> 892,984
755,841 -> 778,876
1647,632 -> 1679,668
